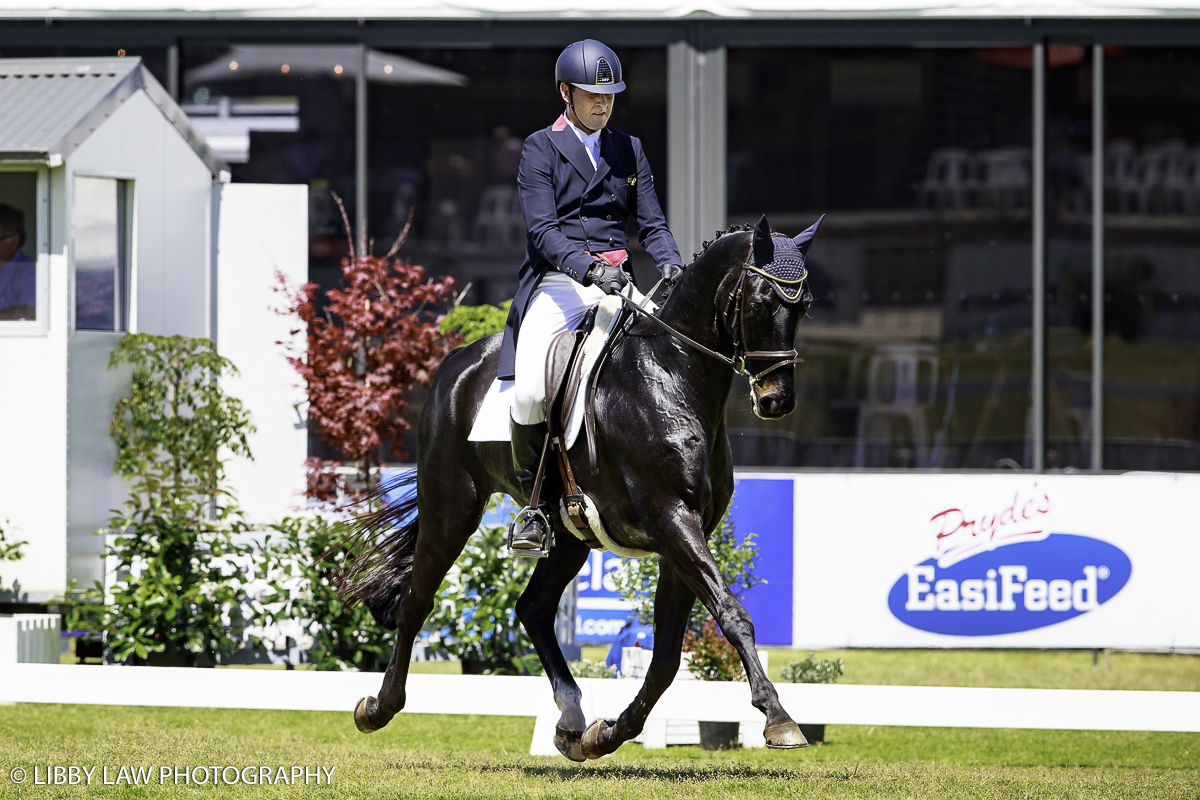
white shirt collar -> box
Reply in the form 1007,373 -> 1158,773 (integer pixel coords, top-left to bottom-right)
565,116 -> 601,168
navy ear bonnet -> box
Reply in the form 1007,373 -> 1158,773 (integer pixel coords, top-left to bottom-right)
748,214 -> 824,303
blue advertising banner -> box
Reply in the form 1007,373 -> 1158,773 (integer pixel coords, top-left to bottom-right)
575,549 -> 631,643
727,477 -> 794,646
575,476 -> 796,645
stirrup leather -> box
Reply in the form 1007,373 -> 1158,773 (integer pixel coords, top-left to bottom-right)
508,506 -> 553,559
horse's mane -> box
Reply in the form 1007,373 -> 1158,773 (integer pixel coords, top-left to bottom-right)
691,223 -> 753,263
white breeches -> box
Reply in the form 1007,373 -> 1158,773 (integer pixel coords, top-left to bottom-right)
511,272 -> 646,426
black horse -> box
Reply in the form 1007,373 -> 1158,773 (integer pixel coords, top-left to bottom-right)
344,214 -> 822,760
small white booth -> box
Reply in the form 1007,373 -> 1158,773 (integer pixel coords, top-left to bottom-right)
0,57 -> 308,606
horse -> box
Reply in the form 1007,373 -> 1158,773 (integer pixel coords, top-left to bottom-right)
342,213 -> 823,760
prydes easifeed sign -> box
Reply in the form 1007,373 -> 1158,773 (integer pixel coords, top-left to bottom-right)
789,473 -> 1200,650
886,483 -> 1132,636
887,534 -> 1132,636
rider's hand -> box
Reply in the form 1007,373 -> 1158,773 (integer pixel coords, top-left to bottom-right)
586,261 -> 631,296
660,264 -> 684,285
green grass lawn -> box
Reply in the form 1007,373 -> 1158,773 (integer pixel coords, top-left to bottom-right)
413,645 -> 1200,693
757,648 -> 1200,692
19,649 -> 1195,798
0,704 -> 1196,799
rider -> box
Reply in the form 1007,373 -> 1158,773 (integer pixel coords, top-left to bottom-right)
501,39 -> 684,555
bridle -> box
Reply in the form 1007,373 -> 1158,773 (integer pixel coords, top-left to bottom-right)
619,243 -> 807,387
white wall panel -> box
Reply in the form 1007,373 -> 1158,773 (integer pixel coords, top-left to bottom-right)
0,250 -> 69,601
216,183 -> 308,524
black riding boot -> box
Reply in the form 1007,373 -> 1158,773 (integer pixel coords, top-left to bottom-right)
510,420 -> 552,555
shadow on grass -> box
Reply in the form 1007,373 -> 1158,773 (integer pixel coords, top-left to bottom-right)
457,759 -> 864,784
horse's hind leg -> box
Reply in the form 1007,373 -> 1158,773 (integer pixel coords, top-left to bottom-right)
514,535 -> 591,761
356,469 -> 487,734
581,556 -> 696,759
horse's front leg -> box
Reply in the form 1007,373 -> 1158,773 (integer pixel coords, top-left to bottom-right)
581,556 -> 696,759
657,508 -> 807,749
514,535 -> 592,761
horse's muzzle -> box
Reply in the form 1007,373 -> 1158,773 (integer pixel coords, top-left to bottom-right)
751,379 -> 796,420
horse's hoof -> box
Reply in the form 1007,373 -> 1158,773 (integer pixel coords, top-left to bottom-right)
580,719 -> 612,760
354,696 -> 381,734
554,725 -> 586,762
764,720 -> 808,749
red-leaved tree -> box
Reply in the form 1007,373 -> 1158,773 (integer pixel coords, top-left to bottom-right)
276,196 -> 459,497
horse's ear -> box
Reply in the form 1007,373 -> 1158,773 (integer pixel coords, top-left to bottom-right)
793,214 -> 825,255
752,214 -> 774,267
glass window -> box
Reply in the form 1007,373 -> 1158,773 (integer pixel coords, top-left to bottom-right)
368,47 -> 668,307
368,47 -> 667,458
184,44 -> 667,461
74,176 -> 130,332
0,171 -> 37,322
1102,48 -> 1200,471
182,43 -> 359,311
727,48 -> 1034,469
1046,46 -> 1098,470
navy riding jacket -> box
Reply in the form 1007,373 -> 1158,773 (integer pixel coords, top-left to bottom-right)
497,115 -> 682,380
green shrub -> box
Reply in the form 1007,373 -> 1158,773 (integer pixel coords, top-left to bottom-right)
439,300 -> 511,345
256,515 -> 394,671
683,618 -> 745,681
610,507 -> 763,636
780,653 -> 845,684
424,498 -> 539,675
62,334 -> 255,666
0,520 -> 26,592
569,659 -> 617,679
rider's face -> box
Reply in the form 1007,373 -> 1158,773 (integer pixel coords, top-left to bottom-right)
560,84 -> 614,133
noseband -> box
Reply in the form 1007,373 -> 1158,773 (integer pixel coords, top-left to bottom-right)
619,244 -> 806,387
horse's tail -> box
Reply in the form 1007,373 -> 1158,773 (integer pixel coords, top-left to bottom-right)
334,469 -> 419,630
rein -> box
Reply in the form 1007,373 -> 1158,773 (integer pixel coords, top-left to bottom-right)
618,246 -> 804,386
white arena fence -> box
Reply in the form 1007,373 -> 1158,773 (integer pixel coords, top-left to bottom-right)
1,664 -> 1197,756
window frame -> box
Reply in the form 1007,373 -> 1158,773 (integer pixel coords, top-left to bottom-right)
70,171 -> 136,334
0,163 -> 50,337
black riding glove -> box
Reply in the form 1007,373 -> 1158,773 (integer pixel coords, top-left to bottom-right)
660,264 -> 684,285
586,260 -> 631,296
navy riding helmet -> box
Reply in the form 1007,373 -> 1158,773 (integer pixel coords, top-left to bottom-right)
555,39 -> 626,94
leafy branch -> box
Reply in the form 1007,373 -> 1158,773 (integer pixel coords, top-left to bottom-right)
63,334 -> 256,666
611,507 -> 763,636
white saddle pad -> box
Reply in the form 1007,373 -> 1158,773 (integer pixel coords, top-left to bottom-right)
468,294 -> 634,448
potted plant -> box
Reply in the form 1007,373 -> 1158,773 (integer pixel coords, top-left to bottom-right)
779,653 -> 845,743
683,617 -> 746,750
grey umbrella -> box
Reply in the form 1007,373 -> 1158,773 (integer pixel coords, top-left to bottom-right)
186,44 -> 468,86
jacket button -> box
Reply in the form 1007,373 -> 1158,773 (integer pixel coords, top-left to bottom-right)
610,193 -> 616,200
606,214 -> 612,221
608,237 -> 615,245
581,215 -> 588,221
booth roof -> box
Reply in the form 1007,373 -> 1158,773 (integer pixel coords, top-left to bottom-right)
0,57 -> 228,177
3,0 -> 1200,18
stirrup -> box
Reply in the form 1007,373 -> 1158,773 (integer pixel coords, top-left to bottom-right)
507,506 -> 553,559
